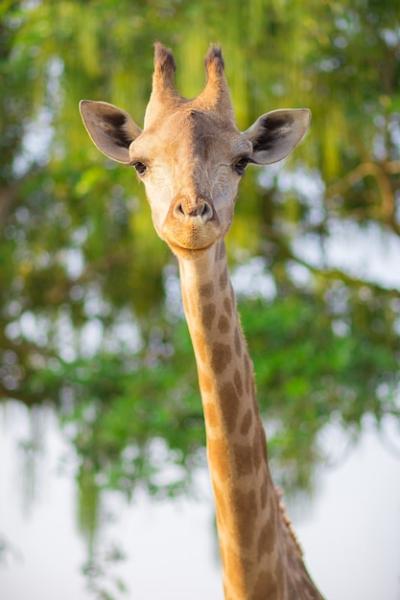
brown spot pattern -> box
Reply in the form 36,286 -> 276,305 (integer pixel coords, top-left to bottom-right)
219,382 -> 239,433
233,443 -> 254,477
200,282 -> 214,298
201,303 -> 216,329
240,408 -> 253,436
179,229 -> 319,600
234,486 -> 257,514
223,296 -> 232,317
233,488 -> 257,546
257,518 -> 275,558
211,342 -> 232,373
233,369 -> 243,396
234,327 -> 242,357
253,569 -> 279,600
218,314 -> 230,334
254,425 -> 267,471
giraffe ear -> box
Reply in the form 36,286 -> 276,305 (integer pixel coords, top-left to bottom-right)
244,109 -> 311,165
79,100 -> 142,164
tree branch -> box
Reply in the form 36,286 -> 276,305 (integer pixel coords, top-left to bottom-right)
326,160 -> 400,234
262,225 -> 400,299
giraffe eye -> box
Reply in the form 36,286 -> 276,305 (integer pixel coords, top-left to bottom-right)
132,161 -> 147,175
233,157 -> 250,176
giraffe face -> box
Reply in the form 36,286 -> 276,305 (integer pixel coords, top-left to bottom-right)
127,108 -> 251,254
80,44 -> 311,257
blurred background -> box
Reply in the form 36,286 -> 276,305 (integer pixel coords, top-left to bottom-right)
0,1 -> 400,599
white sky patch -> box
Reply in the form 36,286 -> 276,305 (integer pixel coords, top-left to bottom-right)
293,220 -> 400,288
259,164 -> 326,226
163,263 -> 184,318
60,248 -> 85,279
79,319 -> 104,357
231,257 -> 277,299
13,108 -> 54,177
104,311 -> 142,354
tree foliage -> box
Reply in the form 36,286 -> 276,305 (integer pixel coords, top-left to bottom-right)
1,0 -> 399,539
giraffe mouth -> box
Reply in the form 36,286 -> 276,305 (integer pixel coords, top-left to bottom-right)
167,240 -> 217,255
166,238 -> 217,257
162,215 -> 222,255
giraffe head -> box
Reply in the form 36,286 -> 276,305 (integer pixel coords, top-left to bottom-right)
80,43 -> 310,257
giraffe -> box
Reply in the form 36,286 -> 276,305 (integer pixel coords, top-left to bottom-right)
79,43 -> 324,600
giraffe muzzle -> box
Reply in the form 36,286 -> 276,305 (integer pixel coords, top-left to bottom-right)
162,195 -> 221,251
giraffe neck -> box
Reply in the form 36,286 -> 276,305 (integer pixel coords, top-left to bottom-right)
178,241 -> 322,600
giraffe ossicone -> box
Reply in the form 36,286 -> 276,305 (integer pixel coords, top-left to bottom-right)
80,43 -> 323,600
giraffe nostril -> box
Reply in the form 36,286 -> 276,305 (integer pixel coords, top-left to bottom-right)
173,201 -> 188,220
200,202 -> 212,218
